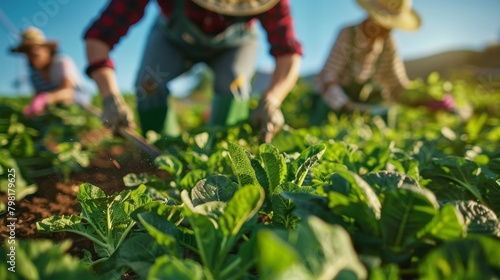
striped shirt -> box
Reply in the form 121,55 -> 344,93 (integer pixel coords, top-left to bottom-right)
30,54 -> 90,104
317,25 -> 409,101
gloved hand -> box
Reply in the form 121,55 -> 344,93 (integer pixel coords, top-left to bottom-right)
322,84 -> 351,111
251,97 -> 284,144
101,94 -> 135,134
426,93 -> 456,112
23,92 -> 48,117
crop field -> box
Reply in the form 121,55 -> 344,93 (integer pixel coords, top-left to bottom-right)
0,73 -> 499,279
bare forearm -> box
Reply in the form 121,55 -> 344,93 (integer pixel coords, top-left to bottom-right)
46,87 -> 74,105
85,38 -> 119,97
263,54 -> 301,104
44,77 -> 74,105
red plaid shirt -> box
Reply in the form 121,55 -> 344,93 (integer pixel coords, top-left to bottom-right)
84,0 -> 303,57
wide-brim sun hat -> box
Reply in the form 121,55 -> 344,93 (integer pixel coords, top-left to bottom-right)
357,0 -> 421,31
10,27 -> 58,53
191,0 -> 280,16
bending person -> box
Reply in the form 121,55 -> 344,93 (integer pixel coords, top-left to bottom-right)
312,0 -> 422,125
83,0 -> 302,143
10,27 -> 90,117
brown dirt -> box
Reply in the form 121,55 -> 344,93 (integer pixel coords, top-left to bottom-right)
0,130 -> 167,264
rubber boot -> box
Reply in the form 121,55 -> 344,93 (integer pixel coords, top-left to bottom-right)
138,106 -> 167,136
209,95 -> 249,126
308,94 -> 331,126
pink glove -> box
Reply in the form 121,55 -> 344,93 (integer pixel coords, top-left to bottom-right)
426,93 -> 455,111
23,93 -> 48,117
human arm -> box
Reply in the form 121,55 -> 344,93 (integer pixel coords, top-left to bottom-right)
378,37 -> 410,103
83,0 -> 149,130
23,57 -> 76,116
261,53 -> 301,105
23,78 -> 75,117
45,56 -> 84,105
315,28 -> 353,110
85,39 -> 135,132
45,78 -> 74,105
316,28 -> 350,93
251,54 -> 301,143
252,0 -> 302,142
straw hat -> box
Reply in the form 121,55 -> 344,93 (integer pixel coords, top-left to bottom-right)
357,0 -> 421,31
191,0 -> 280,16
10,27 -> 58,53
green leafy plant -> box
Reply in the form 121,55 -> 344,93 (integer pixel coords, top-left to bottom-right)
37,183 -> 152,267
0,240 -> 99,280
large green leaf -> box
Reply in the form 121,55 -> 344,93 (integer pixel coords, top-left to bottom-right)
136,211 -> 179,250
181,190 -> 220,269
259,143 -> 287,193
154,154 -> 183,178
282,192 -> 344,225
487,158 -> 500,175
132,201 -> 184,226
190,175 -> 239,206
96,233 -> 172,279
419,235 -> 500,279
362,171 -> 419,196
38,184 -> 151,260
36,215 -> 107,248
256,217 -> 367,280
387,149 -> 419,180
77,182 -> 106,200
251,157 -> 270,194
148,255 -> 212,280
483,178 -> 500,215
0,151 -> 38,201
299,217 -> 367,280
227,142 -> 259,187
380,185 -> 439,248
256,229 -> 311,280
416,204 -> 465,241
422,156 -> 485,203
452,200 -> 500,238
288,144 -> 326,186
0,240 -> 99,280
219,185 -> 264,237
332,170 -> 381,233
179,169 -> 208,190
369,264 -> 400,280
272,182 -> 313,230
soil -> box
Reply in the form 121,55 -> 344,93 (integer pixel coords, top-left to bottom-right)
0,129 -> 168,278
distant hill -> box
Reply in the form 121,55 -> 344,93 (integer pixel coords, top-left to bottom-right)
404,44 -> 500,79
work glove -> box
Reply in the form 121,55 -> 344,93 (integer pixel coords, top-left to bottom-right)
23,92 -> 48,117
251,97 -> 284,144
426,93 -> 456,112
101,94 -> 135,135
322,84 -> 351,111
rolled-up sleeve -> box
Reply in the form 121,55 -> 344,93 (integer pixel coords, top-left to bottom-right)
257,0 -> 303,57
83,0 -> 150,50
316,28 -> 350,93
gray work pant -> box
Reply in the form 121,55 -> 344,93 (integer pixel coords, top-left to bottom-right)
135,15 -> 259,111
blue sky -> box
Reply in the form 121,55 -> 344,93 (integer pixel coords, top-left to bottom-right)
0,0 -> 499,95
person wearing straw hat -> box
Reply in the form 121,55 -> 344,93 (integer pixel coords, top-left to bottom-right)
10,27 -> 90,117
311,0 -> 454,125
84,0 -> 302,143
